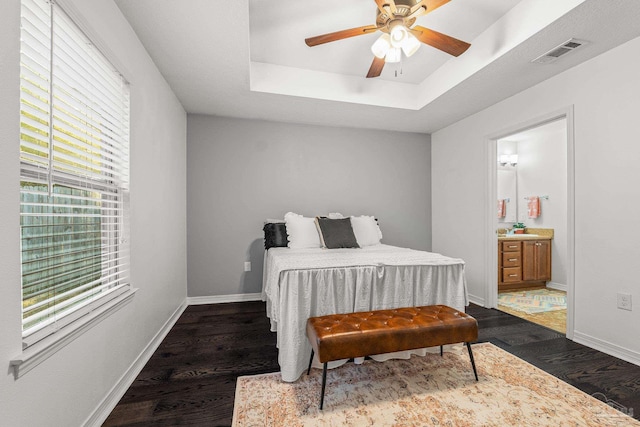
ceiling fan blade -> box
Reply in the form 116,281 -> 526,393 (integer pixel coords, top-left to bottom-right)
366,56 -> 385,78
409,26 -> 470,56
406,2 -> 428,20
406,0 -> 452,21
412,0 -> 451,16
305,25 -> 380,47
374,0 -> 397,17
388,0 -> 398,15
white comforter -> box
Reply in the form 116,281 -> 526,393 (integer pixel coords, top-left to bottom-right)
261,244 -> 468,382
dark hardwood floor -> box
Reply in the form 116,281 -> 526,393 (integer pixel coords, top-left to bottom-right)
103,302 -> 639,426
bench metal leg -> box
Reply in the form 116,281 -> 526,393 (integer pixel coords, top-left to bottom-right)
466,342 -> 479,381
440,345 -> 443,357
319,362 -> 328,410
307,350 -> 314,375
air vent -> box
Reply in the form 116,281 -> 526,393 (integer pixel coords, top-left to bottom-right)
531,38 -> 587,64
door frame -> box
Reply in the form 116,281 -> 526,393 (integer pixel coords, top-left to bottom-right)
484,106 -> 575,339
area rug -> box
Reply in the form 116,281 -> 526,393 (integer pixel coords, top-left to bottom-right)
498,288 -> 567,314
232,343 -> 638,426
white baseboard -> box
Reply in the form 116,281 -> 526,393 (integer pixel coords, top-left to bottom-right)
573,331 -> 640,367
547,281 -> 567,292
83,299 -> 188,427
187,293 -> 263,305
468,293 -> 485,307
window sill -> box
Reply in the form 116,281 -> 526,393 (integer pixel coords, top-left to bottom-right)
10,287 -> 138,379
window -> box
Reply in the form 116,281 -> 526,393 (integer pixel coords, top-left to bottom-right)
19,0 -> 130,345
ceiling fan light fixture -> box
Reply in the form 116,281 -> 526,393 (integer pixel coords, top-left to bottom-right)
371,33 -> 391,59
385,47 -> 402,63
389,24 -> 408,48
401,32 -> 420,57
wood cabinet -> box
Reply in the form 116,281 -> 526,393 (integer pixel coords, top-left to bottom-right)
498,238 -> 551,291
522,240 -> 551,282
500,241 -> 522,284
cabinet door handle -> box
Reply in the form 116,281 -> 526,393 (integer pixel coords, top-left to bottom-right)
508,245 -> 518,248
508,274 -> 518,277
508,258 -> 518,261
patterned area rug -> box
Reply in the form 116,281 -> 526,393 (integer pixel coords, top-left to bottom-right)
232,343 -> 637,426
498,288 -> 567,314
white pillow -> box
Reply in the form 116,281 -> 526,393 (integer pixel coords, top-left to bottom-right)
327,212 -> 344,219
284,212 -> 321,249
350,215 -> 383,246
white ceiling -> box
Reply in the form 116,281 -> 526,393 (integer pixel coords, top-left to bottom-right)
114,0 -> 640,133
249,0 -> 521,85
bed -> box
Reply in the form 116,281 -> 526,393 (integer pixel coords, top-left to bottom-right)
261,239 -> 468,382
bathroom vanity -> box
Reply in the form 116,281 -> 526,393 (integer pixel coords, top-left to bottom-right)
498,232 -> 552,291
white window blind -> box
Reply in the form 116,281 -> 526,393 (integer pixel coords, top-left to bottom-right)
19,0 -> 130,344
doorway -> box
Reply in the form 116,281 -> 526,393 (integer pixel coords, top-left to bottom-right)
486,108 -> 575,339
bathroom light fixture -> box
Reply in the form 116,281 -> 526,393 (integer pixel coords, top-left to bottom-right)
498,154 -> 518,167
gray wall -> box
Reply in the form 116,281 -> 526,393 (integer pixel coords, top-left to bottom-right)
187,115 -> 431,298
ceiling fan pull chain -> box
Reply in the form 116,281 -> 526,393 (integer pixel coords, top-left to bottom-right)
395,57 -> 403,78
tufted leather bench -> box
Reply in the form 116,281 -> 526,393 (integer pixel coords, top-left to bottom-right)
306,305 -> 479,409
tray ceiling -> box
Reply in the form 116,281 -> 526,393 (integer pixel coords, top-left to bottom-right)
115,0 -> 640,133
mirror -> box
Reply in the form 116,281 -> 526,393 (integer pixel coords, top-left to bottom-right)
497,168 -> 516,223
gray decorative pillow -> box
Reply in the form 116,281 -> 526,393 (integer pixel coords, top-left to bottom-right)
314,217 -> 360,249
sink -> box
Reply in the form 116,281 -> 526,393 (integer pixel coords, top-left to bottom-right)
501,234 -> 538,238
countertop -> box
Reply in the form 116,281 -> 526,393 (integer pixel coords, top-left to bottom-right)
497,228 -> 554,241
497,234 -> 553,241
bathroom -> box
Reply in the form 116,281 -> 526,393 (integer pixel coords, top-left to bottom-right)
496,118 -> 568,333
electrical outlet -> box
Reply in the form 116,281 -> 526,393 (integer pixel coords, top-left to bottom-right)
617,293 -> 632,311
244,261 -> 251,272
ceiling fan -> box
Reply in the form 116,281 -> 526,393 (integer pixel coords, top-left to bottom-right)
304,0 -> 471,78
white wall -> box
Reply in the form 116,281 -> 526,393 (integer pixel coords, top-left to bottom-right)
515,121 -> 568,287
187,115 -> 431,298
0,1 -> 187,426
432,36 -> 640,363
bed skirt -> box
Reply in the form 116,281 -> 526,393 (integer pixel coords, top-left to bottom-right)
264,262 -> 467,382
